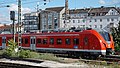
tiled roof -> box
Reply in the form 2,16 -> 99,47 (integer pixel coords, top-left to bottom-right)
0,24 -> 20,30
0,25 -> 12,29
45,6 -> 64,13
116,7 -> 120,13
89,7 -> 114,13
69,8 -> 90,14
69,6 -> 120,15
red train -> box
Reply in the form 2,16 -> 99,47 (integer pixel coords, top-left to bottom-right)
0,29 -> 114,58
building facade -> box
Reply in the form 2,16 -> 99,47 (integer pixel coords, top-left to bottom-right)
22,6 -> 120,33
64,6 -> 120,32
23,12 -> 38,32
0,24 -> 23,34
39,7 -> 65,30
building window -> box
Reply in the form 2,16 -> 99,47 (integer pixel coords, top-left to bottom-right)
89,20 -> 92,22
48,25 -> 52,29
89,25 -> 92,28
94,19 -> 97,22
65,38 -> 71,45
83,25 -> 85,28
73,20 -> 75,23
50,38 -> 54,45
95,25 -> 97,28
100,25 -> 102,28
100,19 -> 102,22
73,38 -> 79,45
78,20 -> 80,23
107,19 -> 109,22
111,19 -> 114,21
57,38 -> 62,45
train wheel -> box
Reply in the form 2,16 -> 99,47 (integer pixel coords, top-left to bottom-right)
90,55 -> 99,60
80,53 -> 90,59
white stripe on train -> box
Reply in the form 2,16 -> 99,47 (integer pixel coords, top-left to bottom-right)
22,47 -> 106,53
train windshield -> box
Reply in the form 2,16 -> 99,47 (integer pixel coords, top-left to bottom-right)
99,32 -> 111,41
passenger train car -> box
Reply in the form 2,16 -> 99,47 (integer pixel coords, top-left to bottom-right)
0,29 -> 114,58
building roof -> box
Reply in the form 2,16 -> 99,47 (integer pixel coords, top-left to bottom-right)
68,6 -> 120,16
0,24 -> 20,30
45,6 -> 64,13
0,25 -> 12,29
69,8 -> 90,14
116,7 -> 120,13
89,6 -> 120,14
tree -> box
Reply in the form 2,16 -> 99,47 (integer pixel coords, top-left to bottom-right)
4,39 -> 18,57
112,21 -> 120,51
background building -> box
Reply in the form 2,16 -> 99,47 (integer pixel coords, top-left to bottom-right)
0,24 -> 23,34
23,12 -> 38,32
39,7 -> 65,30
64,6 -> 120,32
22,6 -> 120,33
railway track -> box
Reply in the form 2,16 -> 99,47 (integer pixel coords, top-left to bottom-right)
54,53 -> 120,64
0,62 -> 47,68
0,58 -> 48,68
0,53 -> 120,68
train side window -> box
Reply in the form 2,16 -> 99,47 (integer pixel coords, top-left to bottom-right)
43,38 -> 48,44
73,38 -> 79,45
50,38 -> 54,44
84,37 -> 88,45
37,39 -> 41,44
25,38 -> 28,44
57,38 -> 62,45
65,38 -> 71,45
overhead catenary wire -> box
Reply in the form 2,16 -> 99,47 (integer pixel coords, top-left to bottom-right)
0,0 -> 51,6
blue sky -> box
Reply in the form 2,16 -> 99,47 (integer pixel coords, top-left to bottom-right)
0,0 -> 120,24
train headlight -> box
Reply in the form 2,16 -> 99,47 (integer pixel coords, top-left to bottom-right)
100,40 -> 102,43
108,44 -> 111,48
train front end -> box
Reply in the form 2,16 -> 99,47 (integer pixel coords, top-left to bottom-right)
99,31 -> 114,55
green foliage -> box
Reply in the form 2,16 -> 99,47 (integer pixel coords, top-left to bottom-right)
19,49 -> 40,58
19,49 -> 31,58
3,39 -> 18,57
111,21 -> 120,51
2,39 -> 59,61
39,53 -> 58,61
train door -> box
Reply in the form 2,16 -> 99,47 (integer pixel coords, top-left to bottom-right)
2,36 -> 6,49
83,36 -> 89,50
30,36 -> 36,50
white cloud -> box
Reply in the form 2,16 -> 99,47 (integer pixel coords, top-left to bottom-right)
22,8 -> 31,14
99,0 -> 106,5
110,0 -> 120,4
8,4 -> 18,11
8,4 -> 32,14
0,14 -> 10,24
